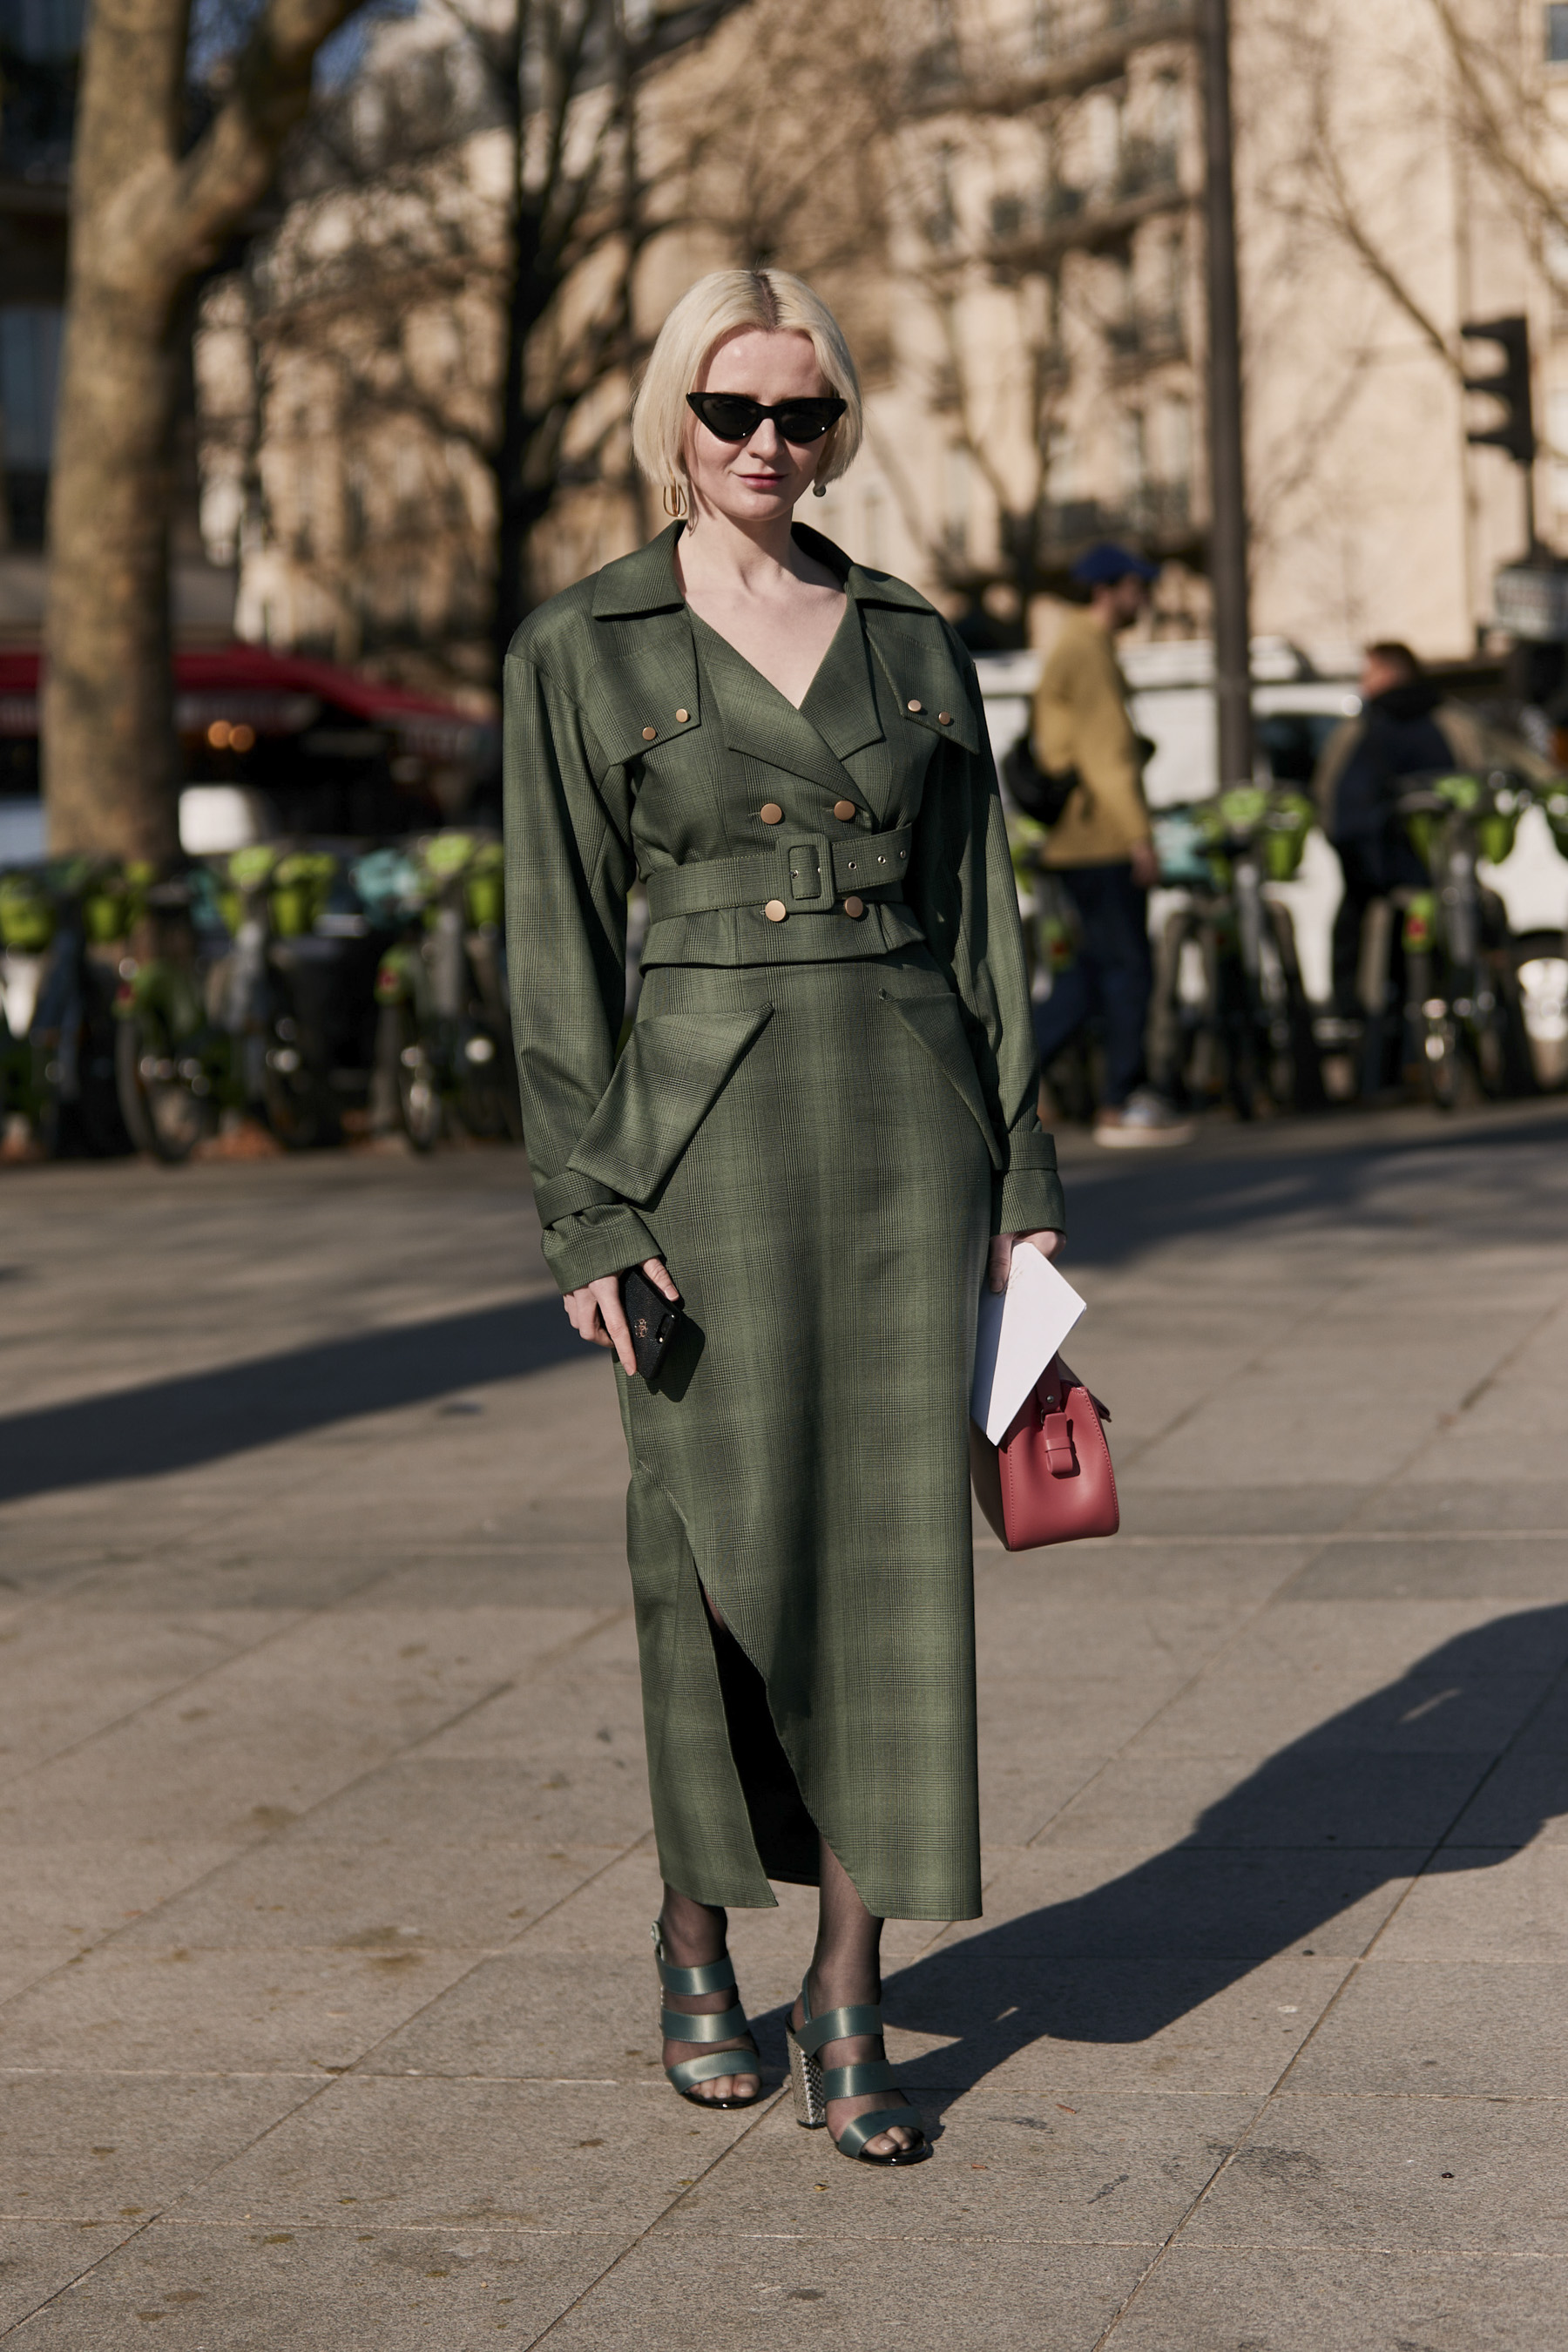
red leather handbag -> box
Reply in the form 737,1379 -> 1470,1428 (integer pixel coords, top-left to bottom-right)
969,1356 -> 1119,1551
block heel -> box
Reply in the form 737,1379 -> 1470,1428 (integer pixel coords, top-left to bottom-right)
786,2020 -> 827,2127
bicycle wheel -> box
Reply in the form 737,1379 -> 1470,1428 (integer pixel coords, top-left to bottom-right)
1407,952 -> 1463,1110
1511,932 -> 1568,1092
1263,902 -> 1326,1112
390,1005 -> 443,1150
115,1010 -> 216,1162
1148,905 -> 1205,1105
260,1037 -> 335,1149
450,1024 -> 513,1139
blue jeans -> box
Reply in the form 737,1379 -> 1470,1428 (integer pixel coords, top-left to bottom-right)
1032,862 -> 1152,1109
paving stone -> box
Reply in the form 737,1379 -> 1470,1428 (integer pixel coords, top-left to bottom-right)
180,2075 -> 761,2234
1032,1752 -> 1480,1853
540,2235 -> 1150,2350
1109,2245 -> 1567,2349
1372,1844 -> 1568,1963
106,1808 -> 616,1957
0,2223 -> 623,2349
1289,1539 -> 1568,1602
656,2086 -> 1255,2245
1285,1960 -> 1568,2097
0,2075 -> 311,2220
0,2221 -> 141,2333
1443,1754 -> 1568,1847
876,1951 -> 1355,2099
932,1844 -> 1422,1957
1183,2091 -> 1568,2252
0,1942 -> 483,2077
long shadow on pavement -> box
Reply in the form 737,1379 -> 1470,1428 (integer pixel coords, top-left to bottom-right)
758,1607 -> 1568,2110
0,1294 -> 578,1503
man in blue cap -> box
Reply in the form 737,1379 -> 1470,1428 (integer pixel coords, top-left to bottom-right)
1028,542 -> 1192,1146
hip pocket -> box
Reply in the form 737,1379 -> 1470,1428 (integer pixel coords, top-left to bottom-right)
877,987 -> 1003,1169
568,1004 -> 774,1204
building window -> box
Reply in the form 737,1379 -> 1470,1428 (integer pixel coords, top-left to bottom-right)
1550,3 -> 1568,64
0,305 -> 61,546
0,306 -> 61,470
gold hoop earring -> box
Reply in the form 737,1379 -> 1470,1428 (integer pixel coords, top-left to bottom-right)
662,481 -> 686,519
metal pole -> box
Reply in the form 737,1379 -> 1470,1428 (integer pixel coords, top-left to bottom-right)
1200,0 -> 1254,788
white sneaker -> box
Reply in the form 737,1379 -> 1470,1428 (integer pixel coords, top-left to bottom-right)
1093,1089 -> 1194,1148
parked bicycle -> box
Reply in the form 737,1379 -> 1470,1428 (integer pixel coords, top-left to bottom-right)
0,859 -> 139,1157
1507,783 -> 1568,1093
1147,785 -> 1323,1118
368,830 -> 519,1150
1368,771 -> 1536,1110
116,845 -> 389,1159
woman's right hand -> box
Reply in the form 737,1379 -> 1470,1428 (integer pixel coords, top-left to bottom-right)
564,1258 -> 679,1376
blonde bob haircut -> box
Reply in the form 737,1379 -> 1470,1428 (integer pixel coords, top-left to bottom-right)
632,268 -> 862,517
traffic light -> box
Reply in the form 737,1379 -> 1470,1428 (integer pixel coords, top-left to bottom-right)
1462,314 -> 1536,467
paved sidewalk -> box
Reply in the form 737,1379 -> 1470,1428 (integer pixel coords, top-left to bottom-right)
1,1106 -> 1565,2349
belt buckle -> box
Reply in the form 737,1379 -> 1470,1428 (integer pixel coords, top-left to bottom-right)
786,832 -> 834,909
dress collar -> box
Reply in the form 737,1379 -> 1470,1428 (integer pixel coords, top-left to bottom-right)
589,519 -> 939,620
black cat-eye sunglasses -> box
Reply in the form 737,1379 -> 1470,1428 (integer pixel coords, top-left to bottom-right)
686,392 -> 847,445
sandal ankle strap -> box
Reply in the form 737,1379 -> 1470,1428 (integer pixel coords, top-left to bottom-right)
795,1995 -> 883,2057
651,1923 -> 738,1997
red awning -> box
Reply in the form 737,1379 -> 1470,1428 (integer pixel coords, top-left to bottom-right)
0,647 -> 490,760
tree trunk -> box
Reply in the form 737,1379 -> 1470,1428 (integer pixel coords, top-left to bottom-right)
43,0 -> 362,856
44,279 -> 185,858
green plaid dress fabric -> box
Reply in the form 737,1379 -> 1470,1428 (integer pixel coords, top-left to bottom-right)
504,524 -> 1064,1921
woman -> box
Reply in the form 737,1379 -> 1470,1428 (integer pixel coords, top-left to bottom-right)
504,269 -> 1064,2166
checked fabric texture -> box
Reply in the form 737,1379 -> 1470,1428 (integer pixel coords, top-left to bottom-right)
504,523 -> 1065,1921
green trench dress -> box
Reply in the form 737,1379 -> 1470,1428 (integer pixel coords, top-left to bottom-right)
504,523 -> 1065,1922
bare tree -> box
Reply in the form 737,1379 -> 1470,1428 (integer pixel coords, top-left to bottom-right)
44,0 -> 376,858
196,0 -> 896,695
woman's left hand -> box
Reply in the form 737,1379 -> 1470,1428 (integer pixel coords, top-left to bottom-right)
988,1228 -> 1064,1295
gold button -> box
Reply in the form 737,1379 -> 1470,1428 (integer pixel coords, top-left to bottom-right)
675,708 -> 690,723
843,896 -> 865,919
938,712 -> 952,725
907,699 -> 923,713
641,726 -> 657,741
760,802 -> 783,825
764,898 -> 787,923
833,798 -> 856,821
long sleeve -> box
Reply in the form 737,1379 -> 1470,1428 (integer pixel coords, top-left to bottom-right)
909,649 -> 1066,1239
504,645 -> 659,1292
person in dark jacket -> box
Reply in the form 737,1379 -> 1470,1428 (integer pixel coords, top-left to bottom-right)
1316,642 -> 1463,1019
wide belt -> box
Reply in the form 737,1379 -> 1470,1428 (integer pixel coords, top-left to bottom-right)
644,825 -> 914,923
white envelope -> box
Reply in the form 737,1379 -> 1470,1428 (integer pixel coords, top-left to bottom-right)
971,1247 -> 1086,1445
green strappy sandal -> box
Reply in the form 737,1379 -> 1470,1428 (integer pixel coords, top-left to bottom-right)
651,1922 -> 765,2110
785,1977 -> 929,2165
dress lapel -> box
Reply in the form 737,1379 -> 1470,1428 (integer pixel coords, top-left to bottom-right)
690,610 -> 861,801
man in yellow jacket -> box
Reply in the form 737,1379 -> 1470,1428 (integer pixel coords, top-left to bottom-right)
1030,543 -> 1191,1146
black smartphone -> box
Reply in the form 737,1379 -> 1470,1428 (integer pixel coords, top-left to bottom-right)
618,1265 -> 685,1381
